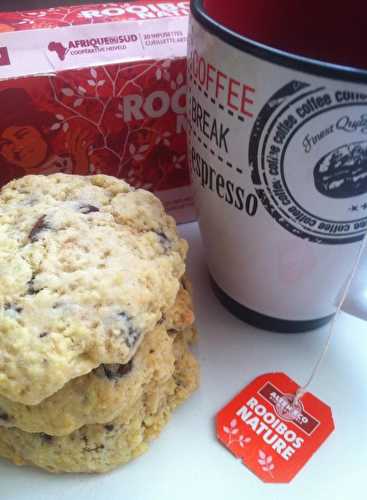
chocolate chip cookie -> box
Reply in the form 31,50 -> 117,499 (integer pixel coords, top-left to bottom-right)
0,327 -> 199,473
0,174 -> 187,405
0,284 -> 194,435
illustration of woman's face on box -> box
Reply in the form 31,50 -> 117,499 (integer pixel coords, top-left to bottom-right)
0,125 -> 48,170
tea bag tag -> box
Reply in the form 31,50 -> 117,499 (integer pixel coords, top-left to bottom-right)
216,372 -> 334,483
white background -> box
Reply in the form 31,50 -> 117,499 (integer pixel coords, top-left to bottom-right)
1,222 -> 366,500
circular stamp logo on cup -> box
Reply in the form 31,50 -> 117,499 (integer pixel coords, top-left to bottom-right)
249,81 -> 367,244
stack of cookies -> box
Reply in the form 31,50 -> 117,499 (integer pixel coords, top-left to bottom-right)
0,174 -> 199,473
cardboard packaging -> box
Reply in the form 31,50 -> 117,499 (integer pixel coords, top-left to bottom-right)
0,1 -> 194,223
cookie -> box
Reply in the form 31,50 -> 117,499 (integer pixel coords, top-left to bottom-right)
164,279 -> 195,332
0,285 -> 194,435
0,329 -> 199,473
0,174 -> 187,405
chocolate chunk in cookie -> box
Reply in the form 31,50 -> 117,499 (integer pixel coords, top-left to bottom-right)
29,215 -> 50,242
39,433 -> 53,444
118,312 -> 141,348
100,361 -> 133,381
79,204 -> 100,214
4,304 -> 22,314
156,231 -> 172,252
0,410 -> 9,423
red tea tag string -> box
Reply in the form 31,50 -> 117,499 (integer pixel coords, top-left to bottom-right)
294,233 -> 367,403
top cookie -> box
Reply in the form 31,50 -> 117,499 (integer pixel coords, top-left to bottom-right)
0,174 -> 187,405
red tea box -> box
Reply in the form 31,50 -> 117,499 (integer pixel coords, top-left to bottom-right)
0,1 -> 194,223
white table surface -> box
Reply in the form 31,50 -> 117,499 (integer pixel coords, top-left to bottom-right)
1,222 -> 366,500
